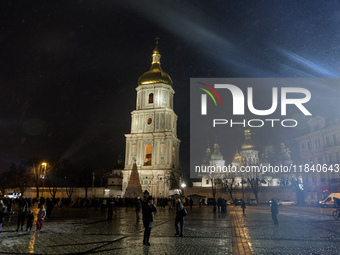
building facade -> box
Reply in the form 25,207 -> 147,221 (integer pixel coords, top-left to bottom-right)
193,129 -> 295,189
296,116 -> 340,201
122,41 -> 181,197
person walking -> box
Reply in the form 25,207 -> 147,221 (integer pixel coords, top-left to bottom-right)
189,198 -> 193,210
0,200 -> 7,232
36,205 -> 46,231
271,198 -> 279,225
16,197 -> 28,231
26,210 -> 34,231
175,198 -> 187,237
46,198 -> 54,219
241,200 -> 246,215
142,196 -> 157,246
217,198 -> 222,213
221,198 -> 227,213
107,199 -> 116,221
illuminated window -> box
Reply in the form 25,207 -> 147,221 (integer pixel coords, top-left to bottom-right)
144,144 -> 152,165
149,93 -> 154,104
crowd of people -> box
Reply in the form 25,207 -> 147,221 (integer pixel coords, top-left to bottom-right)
1,195 -> 267,243
0,195 -> 189,234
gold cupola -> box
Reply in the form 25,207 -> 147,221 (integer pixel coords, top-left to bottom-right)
138,38 -> 173,86
241,129 -> 256,150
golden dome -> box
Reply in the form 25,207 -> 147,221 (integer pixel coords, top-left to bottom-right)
241,129 -> 256,150
138,40 -> 173,86
232,149 -> 241,164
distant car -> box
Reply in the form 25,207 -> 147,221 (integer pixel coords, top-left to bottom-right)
248,199 -> 258,206
234,198 -> 244,206
278,200 -> 295,206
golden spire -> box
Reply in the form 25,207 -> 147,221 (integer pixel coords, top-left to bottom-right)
152,36 -> 161,63
138,37 -> 173,86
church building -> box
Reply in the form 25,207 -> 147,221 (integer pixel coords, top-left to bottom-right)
122,40 -> 181,197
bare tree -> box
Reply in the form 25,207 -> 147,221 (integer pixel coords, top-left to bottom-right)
31,163 -> 48,198
245,170 -> 263,204
66,186 -> 73,199
49,187 -> 58,198
15,171 -> 33,196
205,172 -> 224,212
223,177 -> 236,203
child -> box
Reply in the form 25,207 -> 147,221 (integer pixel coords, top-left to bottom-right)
36,205 -> 46,231
26,210 -> 34,231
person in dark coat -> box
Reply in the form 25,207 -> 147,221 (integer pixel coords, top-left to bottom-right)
241,200 -> 246,215
0,200 -> 7,232
142,196 -> 157,246
221,198 -> 227,213
189,198 -> 193,210
271,198 -> 279,225
107,199 -> 116,221
26,210 -> 34,231
217,198 -> 222,213
46,198 -> 54,218
16,197 -> 28,231
175,198 -> 186,237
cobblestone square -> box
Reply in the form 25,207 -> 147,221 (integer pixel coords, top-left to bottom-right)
2,204 -> 340,254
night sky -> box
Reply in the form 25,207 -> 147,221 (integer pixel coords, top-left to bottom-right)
1,1 -> 340,181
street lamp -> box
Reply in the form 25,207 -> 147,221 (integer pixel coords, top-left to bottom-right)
41,163 -> 47,198
181,183 -> 186,197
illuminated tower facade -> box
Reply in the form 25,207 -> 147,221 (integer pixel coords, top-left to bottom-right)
122,40 -> 181,197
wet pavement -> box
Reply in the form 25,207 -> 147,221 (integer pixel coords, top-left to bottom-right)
0,205 -> 231,255
1,204 -> 340,254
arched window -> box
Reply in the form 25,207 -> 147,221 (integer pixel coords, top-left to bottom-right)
149,93 -> 154,104
144,144 -> 152,165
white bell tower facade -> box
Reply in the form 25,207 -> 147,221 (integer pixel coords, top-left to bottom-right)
122,40 -> 181,197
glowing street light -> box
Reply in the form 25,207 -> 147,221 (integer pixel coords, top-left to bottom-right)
180,183 -> 186,197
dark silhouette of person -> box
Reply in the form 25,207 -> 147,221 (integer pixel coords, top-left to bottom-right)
0,200 -> 6,232
175,199 -> 187,237
26,210 -> 34,231
271,198 -> 279,225
142,196 -> 157,246
16,197 -> 28,231
241,200 -> 246,215
107,199 -> 116,221
217,198 -> 222,213
189,198 -> 193,210
221,198 -> 227,213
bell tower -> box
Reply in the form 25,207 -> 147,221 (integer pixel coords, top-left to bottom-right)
122,38 -> 181,197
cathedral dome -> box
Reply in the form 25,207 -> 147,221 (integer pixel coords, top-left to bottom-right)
241,129 -> 256,150
138,41 -> 173,86
138,63 -> 173,86
232,149 -> 241,165
211,143 -> 223,160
